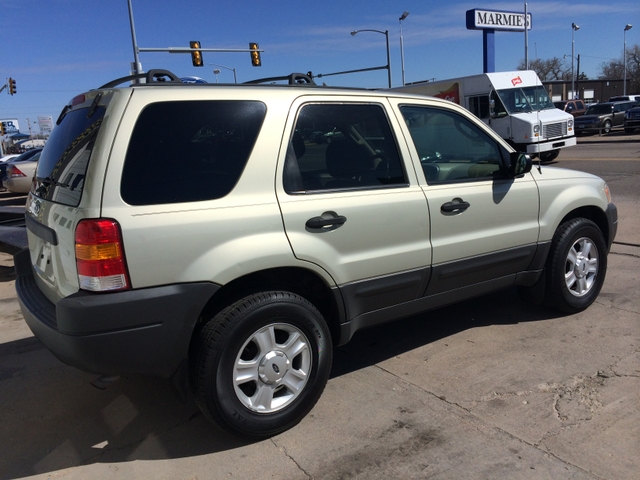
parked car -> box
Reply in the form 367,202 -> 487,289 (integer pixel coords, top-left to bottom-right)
574,101 -> 637,134
0,149 -> 42,189
624,104 -> 640,133
608,95 -> 640,103
4,151 -> 41,193
15,69 -> 617,439
554,99 -> 587,117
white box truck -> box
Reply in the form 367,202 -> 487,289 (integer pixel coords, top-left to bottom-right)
393,70 -> 576,162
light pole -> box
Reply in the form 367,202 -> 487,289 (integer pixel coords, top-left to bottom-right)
571,23 -> 580,99
209,63 -> 237,83
127,0 -> 143,74
624,24 -> 633,95
350,29 -> 392,88
399,11 -> 409,86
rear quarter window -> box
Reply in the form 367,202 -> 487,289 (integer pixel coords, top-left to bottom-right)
121,100 -> 266,205
34,106 -> 106,207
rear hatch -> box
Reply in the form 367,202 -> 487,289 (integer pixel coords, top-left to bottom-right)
24,89 -> 120,303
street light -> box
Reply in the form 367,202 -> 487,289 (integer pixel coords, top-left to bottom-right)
209,63 -> 237,83
571,23 -> 580,99
399,11 -> 410,86
350,29 -> 392,88
624,24 -> 633,95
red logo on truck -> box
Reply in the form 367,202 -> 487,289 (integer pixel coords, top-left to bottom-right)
511,76 -> 523,86
434,82 -> 460,104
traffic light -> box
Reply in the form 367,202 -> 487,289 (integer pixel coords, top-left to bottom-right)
8,77 -> 16,95
190,41 -> 203,67
249,42 -> 261,67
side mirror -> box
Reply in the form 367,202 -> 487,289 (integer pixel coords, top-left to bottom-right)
509,152 -> 532,177
489,98 -> 496,118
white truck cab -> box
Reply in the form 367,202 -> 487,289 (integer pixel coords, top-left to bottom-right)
393,70 -> 576,162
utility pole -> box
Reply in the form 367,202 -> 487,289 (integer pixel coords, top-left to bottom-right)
128,0 -> 143,74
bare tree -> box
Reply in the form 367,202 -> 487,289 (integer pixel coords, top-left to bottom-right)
599,44 -> 640,92
517,57 -> 572,81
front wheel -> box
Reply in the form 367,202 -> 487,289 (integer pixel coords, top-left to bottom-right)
544,218 -> 607,313
602,120 -> 612,134
190,291 -> 332,438
539,149 -> 560,163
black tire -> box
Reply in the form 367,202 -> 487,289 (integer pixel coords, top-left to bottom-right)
544,218 -> 607,313
190,291 -> 332,438
602,120 -> 612,134
539,149 -> 560,163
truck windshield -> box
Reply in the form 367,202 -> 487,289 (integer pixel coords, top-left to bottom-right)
496,85 -> 554,114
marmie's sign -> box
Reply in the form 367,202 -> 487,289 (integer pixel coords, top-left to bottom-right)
466,9 -> 532,32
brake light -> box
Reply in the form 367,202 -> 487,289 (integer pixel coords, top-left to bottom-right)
8,166 -> 26,177
75,219 -> 130,292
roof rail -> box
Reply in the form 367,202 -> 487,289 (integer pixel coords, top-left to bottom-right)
99,69 -> 182,89
243,73 -> 316,86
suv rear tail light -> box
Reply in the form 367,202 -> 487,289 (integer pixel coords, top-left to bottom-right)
75,219 -> 130,292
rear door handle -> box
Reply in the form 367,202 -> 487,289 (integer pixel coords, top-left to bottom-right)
305,211 -> 347,231
441,199 -> 470,213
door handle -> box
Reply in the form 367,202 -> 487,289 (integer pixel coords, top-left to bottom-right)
441,199 -> 470,213
305,211 -> 347,231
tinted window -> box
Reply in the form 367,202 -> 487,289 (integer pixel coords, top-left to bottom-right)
587,104 -> 614,115
400,106 -> 504,184
284,103 -> 406,193
121,101 -> 266,205
34,106 -> 105,207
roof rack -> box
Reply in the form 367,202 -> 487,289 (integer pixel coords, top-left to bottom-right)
99,69 -> 183,89
243,73 -> 316,86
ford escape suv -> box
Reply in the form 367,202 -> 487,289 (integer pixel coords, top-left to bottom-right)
15,69 -> 617,438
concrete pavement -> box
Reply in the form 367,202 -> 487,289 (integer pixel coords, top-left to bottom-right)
0,201 -> 638,480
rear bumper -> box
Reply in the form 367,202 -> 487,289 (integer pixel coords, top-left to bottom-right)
14,249 -> 218,378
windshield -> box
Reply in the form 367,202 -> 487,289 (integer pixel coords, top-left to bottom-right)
496,85 -> 555,114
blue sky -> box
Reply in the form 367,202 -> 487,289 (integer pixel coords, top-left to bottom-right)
1,0 -> 638,135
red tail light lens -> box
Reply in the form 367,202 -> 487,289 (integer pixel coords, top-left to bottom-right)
75,219 -> 130,292
8,166 -> 26,177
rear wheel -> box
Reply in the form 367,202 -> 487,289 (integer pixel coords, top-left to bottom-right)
190,291 -> 332,438
544,218 -> 607,313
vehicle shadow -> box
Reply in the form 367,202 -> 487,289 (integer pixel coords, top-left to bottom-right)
0,287 -> 561,479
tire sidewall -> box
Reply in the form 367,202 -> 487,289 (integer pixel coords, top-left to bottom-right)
548,219 -> 607,313
211,294 -> 332,437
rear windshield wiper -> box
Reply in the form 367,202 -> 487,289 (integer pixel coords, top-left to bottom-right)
37,176 -> 70,188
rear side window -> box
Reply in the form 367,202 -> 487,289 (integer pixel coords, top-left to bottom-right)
121,100 -> 266,205
284,103 -> 406,193
34,106 -> 106,207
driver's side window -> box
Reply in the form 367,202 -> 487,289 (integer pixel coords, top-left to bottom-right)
400,105 -> 504,184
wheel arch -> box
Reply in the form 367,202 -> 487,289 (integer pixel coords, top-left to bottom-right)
558,206 -> 611,250
193,267 -> 345,347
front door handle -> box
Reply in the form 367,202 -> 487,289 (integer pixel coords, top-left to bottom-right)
441,199 -> 470,213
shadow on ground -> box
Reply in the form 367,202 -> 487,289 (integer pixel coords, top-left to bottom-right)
0,287 -> 561,479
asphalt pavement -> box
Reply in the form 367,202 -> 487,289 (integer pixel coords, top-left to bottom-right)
0,152 -> 638,479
